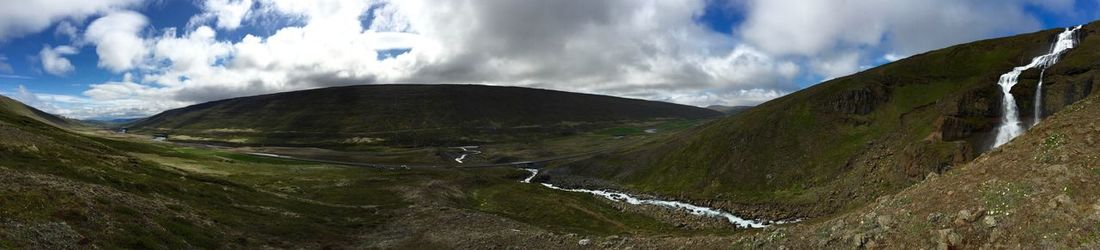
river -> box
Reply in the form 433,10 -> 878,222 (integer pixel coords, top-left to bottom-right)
521,168 -> 796,228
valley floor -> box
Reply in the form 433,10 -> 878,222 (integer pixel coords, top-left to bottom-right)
3,101 -> 1099,248
2,117 -> 765,248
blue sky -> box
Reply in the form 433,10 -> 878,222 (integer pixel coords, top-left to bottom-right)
1,0 -> 1099,119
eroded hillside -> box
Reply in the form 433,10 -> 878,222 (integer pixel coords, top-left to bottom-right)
734,89 -> 1100,249
547,22 -> 1100,221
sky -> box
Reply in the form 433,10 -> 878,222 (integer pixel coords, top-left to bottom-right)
0,0 -> 1099,120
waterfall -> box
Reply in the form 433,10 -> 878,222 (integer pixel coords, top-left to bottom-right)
993,25 -> 1081,148
1033,69 -> 1044,127
1034,26 -> 1082,126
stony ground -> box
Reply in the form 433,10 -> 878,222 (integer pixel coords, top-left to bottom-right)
729,94 -> 1100,249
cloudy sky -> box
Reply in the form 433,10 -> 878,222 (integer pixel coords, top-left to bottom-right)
0,0 -> 1098,119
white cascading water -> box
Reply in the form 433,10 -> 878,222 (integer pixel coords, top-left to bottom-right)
993,25 -> 1082,148
1033,69 -> 1045,127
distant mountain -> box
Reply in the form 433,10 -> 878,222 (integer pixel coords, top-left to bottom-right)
129,84 -> 722,146
80,118 -> 144,128
705,105 -> 753,115
548,23 -> 1100,220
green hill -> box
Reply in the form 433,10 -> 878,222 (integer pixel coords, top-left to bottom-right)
129,84 -> 721,147
0,87 -> 376,247
546,22 -> 1100,220
732,90 -> 1100,249
0,94 -> 72,128
0,88 -> 717,248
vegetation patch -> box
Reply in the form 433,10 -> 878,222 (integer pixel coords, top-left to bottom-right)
1034,132 -> 1068,163
980,180 -> 1033,216
470,180 -> 676,235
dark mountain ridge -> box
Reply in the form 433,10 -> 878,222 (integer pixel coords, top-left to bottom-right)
129,84 -> 721,147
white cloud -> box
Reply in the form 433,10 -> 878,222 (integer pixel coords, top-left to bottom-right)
368,0 -> 799,99
40,45 -> 79,76
53,21 -> 80,41
85,10 -> 149,73
190,0 -> 255,30
0,0 -> 138,41
9,84 -> 182,119
75,0 -> 799,112
811,52 -> 862,80
29,0 -> 1093,119
739,0 -> 1048,56
149,26 -> 233,81
0,55 -> 13,74
735,0 -> 1080,78
883,53 -> 906,62
0,75 -> 34,80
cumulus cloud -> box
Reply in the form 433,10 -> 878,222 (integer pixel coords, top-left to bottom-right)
53,21 -> 80,41
85,10 -> 149,73
0,0 -> 138,41
40,45 -> 79,76
810,52 -> 862,80
6,84 -> 182,119
0,55 -> 13,74
75,0 -> 803,113
736,0 -> 1077,77
189,0 -> 255,30
21,0 -> 1095,119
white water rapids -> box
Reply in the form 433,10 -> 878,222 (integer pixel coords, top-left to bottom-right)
453,146 -> 482,163
993,25 -> 1081,148
520,168 -> 789,228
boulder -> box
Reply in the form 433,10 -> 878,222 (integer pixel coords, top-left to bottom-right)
983,216 -> 997,228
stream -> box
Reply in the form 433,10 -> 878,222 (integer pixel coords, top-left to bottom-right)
453,146 -> 482,163
520,168 -> 792,228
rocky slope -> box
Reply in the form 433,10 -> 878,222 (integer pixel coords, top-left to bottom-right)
734,91 -> 1100,249
547,22 -> 1100,221
129,84 -> 721,147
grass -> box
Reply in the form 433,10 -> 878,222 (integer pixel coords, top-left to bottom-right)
552,26 -> 1070,215
598,127 -> 646,136
470,179 -> 678,235
980,180 -> 1033,216
0,108 -> 386,247
1035,132 -> 1068,163
2,105 -> 721,248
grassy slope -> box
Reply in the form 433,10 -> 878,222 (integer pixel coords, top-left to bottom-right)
0,100 -> 384,248
128,84 -> 721,147
0,96 -> 709,248
0,94 -> 72,128
737,90 -> 1100,249
552,23 -> 1100,217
